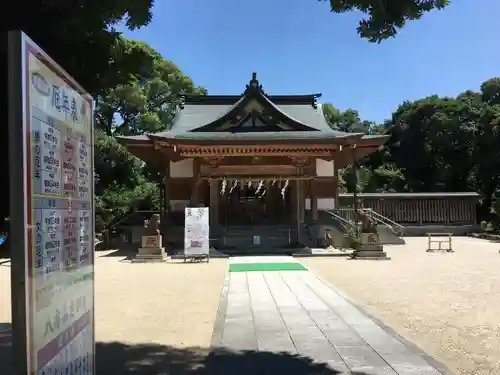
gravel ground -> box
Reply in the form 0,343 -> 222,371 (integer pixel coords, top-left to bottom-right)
0,260 -> 11,325
301,237 -> 500,375
0,251 -> 228,374
94,251 -> 228,348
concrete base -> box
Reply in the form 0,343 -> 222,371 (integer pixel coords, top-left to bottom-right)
403,224 -> 479,236
292,246 -> 352,258
350,243 -> 391,260
132,247 -> 168,263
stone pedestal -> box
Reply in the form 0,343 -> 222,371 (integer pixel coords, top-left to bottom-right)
132,235 -> 167,263
350,233 -> 391,260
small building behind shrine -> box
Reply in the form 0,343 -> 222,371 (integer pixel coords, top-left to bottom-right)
117,73 -> 388,249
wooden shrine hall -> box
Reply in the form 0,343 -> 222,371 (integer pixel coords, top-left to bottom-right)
117,73 -> 389,247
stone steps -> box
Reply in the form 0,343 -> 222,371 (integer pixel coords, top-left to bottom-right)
218,247 -> 297,256
221,225 -> 297,249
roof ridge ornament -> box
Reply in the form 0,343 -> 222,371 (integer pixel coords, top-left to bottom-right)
312,95 -> 318,109
245,72 -> 265,95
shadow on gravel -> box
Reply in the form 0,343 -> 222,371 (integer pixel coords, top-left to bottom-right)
96,341 -> 371,375
2,337 -> 371,374
0,323 -> 12,375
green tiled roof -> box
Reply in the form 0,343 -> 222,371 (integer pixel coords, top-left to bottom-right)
149,130 -> 360,143
116,73 -> 389,145
167,102 -> 337,134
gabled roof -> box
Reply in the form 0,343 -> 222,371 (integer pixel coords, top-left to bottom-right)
116,73 -> 389,146
167,100 -> 340,133
160,72 -> 339,136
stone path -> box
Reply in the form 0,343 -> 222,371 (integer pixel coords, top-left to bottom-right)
209,256 -> 449,375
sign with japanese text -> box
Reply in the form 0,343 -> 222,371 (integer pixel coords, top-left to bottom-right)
184,207 -> 210,256
8,31 -> 95,375
141,235 -> 161,248
360,233 -> 380,245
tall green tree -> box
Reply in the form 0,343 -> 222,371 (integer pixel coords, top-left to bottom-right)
93,40 -> 207,231
375,78 -> 500,215
94,130 -> 160,232
323,104 -> 372,133
96,39 -> 207,136
471,79 -> 500,214
385,95 -> 475,192
323,0 -> 450,42
2,0 -> 156,221
4,0 -> 155,95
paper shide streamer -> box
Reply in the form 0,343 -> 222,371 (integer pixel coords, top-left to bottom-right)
218,178 -> 290,198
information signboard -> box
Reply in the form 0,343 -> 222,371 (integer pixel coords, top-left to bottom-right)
184,207 -> 210,257
8,31 -> 95,375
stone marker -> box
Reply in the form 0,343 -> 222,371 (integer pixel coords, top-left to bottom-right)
351,233 -> 391,260
132,214 -> 168,263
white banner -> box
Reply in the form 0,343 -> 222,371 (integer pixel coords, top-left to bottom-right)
184,207 -> 210,256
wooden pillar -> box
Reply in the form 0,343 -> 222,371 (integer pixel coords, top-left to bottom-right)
209,179 -> 219,235
334,168 -> 339,208
471,199 -> 477,224
190,160 -> 201,206
164,162 -> 170,217
295,180 -> 301,243
162,162 -> 171,248
299,180 -> 305,223
311,179 -> 318,221
191,180 -> 201,206
290,181 -> 297,221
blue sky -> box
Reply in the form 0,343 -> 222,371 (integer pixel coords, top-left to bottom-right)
119,0 -> 499,123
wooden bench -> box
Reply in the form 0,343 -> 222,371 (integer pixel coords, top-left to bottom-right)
426,233 -> 454,252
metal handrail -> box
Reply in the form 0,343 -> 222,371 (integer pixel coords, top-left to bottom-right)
329,207 -> 404,236
362,212 -> 398,234
323,209 -> 356,230
360,209 -> 393,230
318,209 -> 352,249
364,208 -> 404,234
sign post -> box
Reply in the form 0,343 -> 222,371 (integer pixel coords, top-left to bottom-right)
8,31 -> 95,375
184,207 -> 210,262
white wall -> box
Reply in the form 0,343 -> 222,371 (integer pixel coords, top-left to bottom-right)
305,198 -> 335,210
170,158 -> 194,178
316,159 -> 335,177
307,159 -> 336,210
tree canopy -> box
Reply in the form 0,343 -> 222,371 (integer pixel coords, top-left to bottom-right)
4,0 -> 154,94
324,76 -> 500,219
324,0 -> 450,42
2,0 -> 205,230
96,39 -> 206,136
92,39 -> 206,231
4,0 -> 499,233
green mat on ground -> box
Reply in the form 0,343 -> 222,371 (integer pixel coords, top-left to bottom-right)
229,262 -> 307,272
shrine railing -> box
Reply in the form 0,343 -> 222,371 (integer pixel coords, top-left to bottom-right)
329,208 -> 404,236
337,192 -> 479,225
322,209 -> 356,232
367,209 -> 404,236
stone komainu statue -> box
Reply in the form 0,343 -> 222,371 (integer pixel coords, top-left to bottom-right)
354,198 -> 378,233
143,214 -> 161,236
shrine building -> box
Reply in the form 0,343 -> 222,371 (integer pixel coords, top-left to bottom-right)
117,73 -> 389,248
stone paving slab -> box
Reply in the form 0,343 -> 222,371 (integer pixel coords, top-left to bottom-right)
210,257 -> 451,375
230,255 -> 300,264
